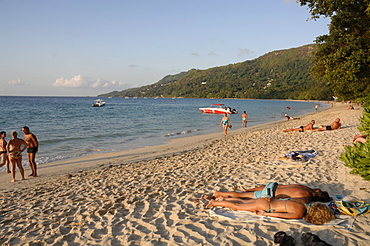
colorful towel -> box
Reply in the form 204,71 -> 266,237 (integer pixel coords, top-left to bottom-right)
209,207 -> 353,229
329,200 -> 370,216
285,150 -> 318,161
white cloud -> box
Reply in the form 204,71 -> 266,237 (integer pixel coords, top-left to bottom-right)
237,48 -> 252,57
208,51 -> 216,56
191,52 -> 200,57
282,0 -> 297,3
8,79 -> 25,85
53,75 -> 127,89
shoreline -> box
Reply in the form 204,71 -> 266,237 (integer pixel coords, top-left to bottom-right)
0,103 -> 329,192
0,102 -> 369,245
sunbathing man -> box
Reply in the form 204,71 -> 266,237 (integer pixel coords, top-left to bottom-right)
311,118 -> 341,131
283,120 -> 315,132
205,198 -> 336,225
210,183 -> 331,204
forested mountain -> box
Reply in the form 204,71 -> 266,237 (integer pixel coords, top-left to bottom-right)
100,44 -> 333,100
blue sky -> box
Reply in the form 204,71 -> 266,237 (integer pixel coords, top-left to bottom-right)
0,0 -> 330,96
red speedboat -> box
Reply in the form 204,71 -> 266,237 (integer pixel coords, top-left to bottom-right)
199,104 -> 237,114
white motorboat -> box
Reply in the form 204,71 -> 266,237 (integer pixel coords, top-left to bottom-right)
92,99 -> 106,107
199,104 -> 237,114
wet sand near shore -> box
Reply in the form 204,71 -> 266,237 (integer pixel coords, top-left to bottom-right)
0,103 -> 369,245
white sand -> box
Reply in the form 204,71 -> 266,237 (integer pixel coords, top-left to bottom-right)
0,102 -> 369,245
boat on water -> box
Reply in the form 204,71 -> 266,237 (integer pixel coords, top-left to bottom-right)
199,104 -> 237,114
92,99 -> 106,107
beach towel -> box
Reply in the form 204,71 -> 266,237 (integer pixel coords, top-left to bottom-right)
285,150 -> 318,161
209,207 -> 353,229
329,200 -> 370,216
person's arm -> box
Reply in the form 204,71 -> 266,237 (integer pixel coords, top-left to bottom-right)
20,140 -> 27,152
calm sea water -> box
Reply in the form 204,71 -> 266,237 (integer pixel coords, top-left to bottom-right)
0,96 -> 325,168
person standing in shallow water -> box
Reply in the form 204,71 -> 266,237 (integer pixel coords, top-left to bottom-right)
22,126 -> 39,177
0,131 -> 10,173
220,113 -> 231,136
6,131 -> 27,182
241,111 -> 248,127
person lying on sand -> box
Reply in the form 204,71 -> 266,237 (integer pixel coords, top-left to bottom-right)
352,133 -> 368,145
210,183 -> 331,204
283,120 -> 315,132
205,198 -> 336,225
311,118 -> 341,131
284,114 -> 300,120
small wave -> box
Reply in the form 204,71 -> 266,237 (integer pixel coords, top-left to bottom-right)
164,129 -> 200,137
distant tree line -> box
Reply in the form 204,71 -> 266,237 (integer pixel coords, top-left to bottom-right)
100,45 -> 333,100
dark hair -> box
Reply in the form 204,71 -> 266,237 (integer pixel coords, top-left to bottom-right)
22,126 -> 30,131
312,191 -> 331,202
0,131 -> 5,135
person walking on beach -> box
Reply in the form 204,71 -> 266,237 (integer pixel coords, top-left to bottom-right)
220,113 -> 231,136
241,111 -> 248,127
0,131 -> 10,173
6,131 -> 27,182
22,126 -> 39,177
283,120 -> 315,132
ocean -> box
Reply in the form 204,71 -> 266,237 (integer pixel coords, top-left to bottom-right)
0,96 -> 325,168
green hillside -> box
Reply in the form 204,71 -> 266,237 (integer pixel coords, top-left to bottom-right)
100,44 -> 332,100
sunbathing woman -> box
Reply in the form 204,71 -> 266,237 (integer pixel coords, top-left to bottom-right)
211,183 -> 331,204
206,197 -> 336,225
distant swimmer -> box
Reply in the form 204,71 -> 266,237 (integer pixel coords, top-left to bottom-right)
283,120 -> 315,132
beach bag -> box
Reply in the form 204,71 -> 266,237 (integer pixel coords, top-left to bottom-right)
329,200 -> 370,216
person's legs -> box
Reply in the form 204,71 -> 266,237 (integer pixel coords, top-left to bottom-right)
223,125 -> 228,135
213,190 -> 255,199
16,158 -> 25,180
10,158 -> 16,182
206,198 -> 267,211
0,153 -> 7,167
27,152 -> 37,177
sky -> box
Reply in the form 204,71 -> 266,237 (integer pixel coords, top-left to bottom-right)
0,0 -> 330,97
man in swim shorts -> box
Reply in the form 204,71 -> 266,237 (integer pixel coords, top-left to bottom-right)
211,183 -> 331,204
311,118 -> 341,131
283,120 -> 315,132
22,126 -> 39,177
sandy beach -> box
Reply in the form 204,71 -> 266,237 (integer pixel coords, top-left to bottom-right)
0,102 -> 369,245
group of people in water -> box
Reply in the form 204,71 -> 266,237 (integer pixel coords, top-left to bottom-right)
204,182 -> 336,225
0,126 -> 38,182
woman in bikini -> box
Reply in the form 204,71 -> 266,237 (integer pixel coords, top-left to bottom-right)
6,131 -> 27,182
0,131 -> 10,173
206,197 -> 336,225
220,113 -> 231,136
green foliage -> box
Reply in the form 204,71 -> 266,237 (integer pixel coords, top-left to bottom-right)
299,0 -> 370,101
339,98 -> 370,180
100,45 -> 333,100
